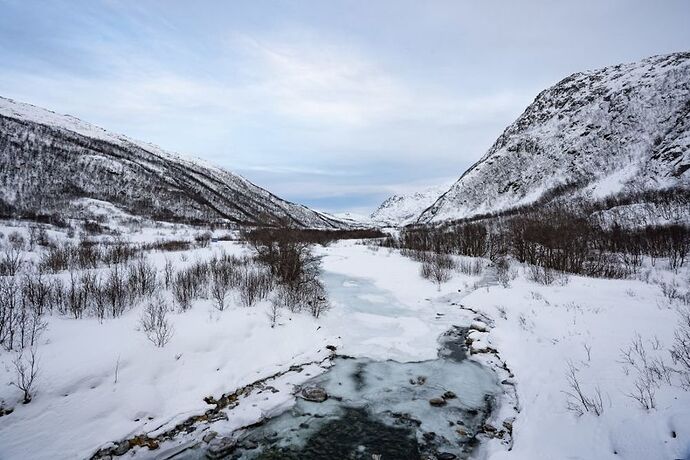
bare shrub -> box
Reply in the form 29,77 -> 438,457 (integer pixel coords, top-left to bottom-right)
421,254 -> 452,290
620,334 -> 672,410
40,244 -> 70,273
140,297 -> 174,347
527,265 -> 557,285
238,267 -> 273,308
104,265 -> 128,317
0,244 -> 23,276
211,269 -> 231,311
11,347 -> 39,404
304,279 -> 329,319
103,240 -> 138,266
457,258 -> 484,276
495,256 -> 511,288
194,231 -> 212,248
563,360 -> 605,416
671,306 -> 690,389
127,257 -> 158,299
172,271 -> 195,311
267,296 -> 281,328
163,258 -> 174,290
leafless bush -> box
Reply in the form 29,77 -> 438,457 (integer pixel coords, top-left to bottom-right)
11,347 -> 39,404
103,240 -> 138,266
527,265 -> 557,285
140,297 -> 174,347
104,265 -> 129,317
671,306 -> 690,389
659,280 -> 689,306
620,334 -> 672,409
563,360 -> 605,416
421,254 -> 452,290
303,279 -> 329,319
457,258 -> 484,276
495,256 -> 511,288
267,296 -> 281,328
40,244 -> 70,273
127,257 -> 158,299
238,267 -> 273,308
0,244 -> 24,276
22,272 -> 51,317
194,231 -> 212,248
163,258 -> 174,290
172,271 -> 195,311
0,277 -> 48,351
211,269 -> 231,311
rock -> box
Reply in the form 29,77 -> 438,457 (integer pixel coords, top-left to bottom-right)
300,386 -> 328,402
437,453 -> 457,460
470,321 -> 488,332
410,375 -> 427,385
326,345 -> 337,352
442,391 -> 456,400
241,439 -> 258,450
113,442 -> 129,456
502,419 -> 514,433
203,431 -> 218,443
207,411 -> 229,423
429,398 -> 447,407
422,431 -> 436,441
206,436 -> 236,459
482,423 -> 498,437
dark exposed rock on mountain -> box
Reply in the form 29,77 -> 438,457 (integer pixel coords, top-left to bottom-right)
0,97 -> 345,228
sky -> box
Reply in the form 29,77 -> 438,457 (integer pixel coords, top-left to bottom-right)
1,1 -> 689,215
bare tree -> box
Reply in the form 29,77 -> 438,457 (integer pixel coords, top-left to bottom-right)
140,297 -> 174,347
11,347 -> 39,404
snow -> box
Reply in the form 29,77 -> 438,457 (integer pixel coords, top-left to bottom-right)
370,184 -> 450,226
1,234 -> 689,459
418,52 -> 690,224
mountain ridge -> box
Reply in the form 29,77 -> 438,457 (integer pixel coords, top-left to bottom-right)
0,96 -> 347,228
417,51 -> 690,225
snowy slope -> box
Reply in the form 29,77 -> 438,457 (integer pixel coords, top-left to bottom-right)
371,184 -> 448,226
0,97 -> 347,228
418,52 -> 690,224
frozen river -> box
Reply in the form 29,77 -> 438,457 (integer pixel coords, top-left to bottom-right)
192,270 -> 502,459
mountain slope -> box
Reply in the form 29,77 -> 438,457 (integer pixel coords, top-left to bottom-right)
418,52 -> 690,224
0,97 -> 345,228
371,184 -> 448,226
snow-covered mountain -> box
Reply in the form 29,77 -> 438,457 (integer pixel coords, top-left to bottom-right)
418,52 -> 690,224
371,184 -> 448,226
0,97 -> 346,228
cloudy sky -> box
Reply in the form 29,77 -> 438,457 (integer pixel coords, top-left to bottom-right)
1,0 -> 689,214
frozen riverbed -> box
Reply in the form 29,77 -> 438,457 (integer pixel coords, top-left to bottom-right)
182,270 -> 501,460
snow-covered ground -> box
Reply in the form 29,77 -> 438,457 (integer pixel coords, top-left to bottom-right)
0,230 -> 689,459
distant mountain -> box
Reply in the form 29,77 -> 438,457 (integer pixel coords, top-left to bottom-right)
418,52 -> 690,225
0,97 -> 346,228
371,184 -> 448,226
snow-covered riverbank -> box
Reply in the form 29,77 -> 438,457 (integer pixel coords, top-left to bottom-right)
1,237 -> 689,459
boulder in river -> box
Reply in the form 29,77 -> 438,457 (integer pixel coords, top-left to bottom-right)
300,386 -> 328,402
429,397 -> 447,407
